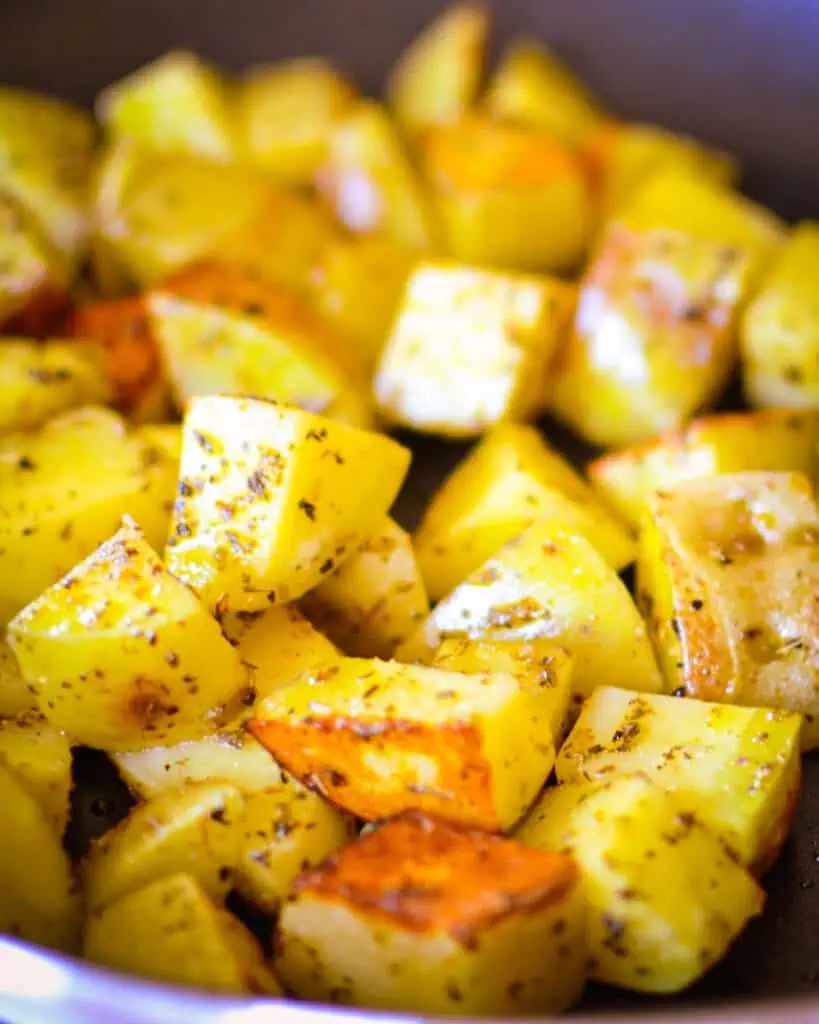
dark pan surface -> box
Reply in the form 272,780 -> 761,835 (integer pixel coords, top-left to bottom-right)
3,0 -> 819,1014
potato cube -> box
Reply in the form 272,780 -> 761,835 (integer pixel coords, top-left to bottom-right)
741,222 -> 819,408
518,774 -> 764,992
301,516 -> 430,658
8,519 -> 248,751
237,58 -> 356,183
83,781 -> 244,912
421,115 -> 591,273
317,100 -> 438,250
375,262 -> 573,437
130,423 -> 182,553
0,717 -> 72,836
387,4 -> 488,135
250,656 -> 556,829
276,812 -> 586,1014
415,422 -> 634,599
557,687 -> 801,871
588,408 -> 819,530
398,518 -> 662,707
148,262 -> 371,426
0,640 -> 36,718
485,38 -> 606,149
84,872 -> 281,994
0,192 -> 68,326
166,396 -> 410,612
0,761 -> 80,952
637,471 -> 819,748
96,51 -> 235,160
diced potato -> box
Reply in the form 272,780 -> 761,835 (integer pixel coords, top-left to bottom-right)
83,781 -> 244,911
741,222 -> 819,408
69,296 -> 171,421
557,687 -> 801,871
414,423 -> 634,599
421,115 -> 591,273
84,872 -> 281,994
398,518 -> 662,708
276,811 -> 586,1014
0,339 -> 109,435
237,58 -> 356,183
637,471 -> 819,748
485,38 -> 606,149
0,192 -> 68,327
0,86 -> 94,264
96,51 -> 235,160
0,639 -> 36,717
251,656 -> 556,829
0,407 -> 174,624
375,262 -> 573,437
583,122 -> 738,215
131,423 -> 182,551
8,519 -> 248,751
88,139 -> 146,295
0,760 -> 80,952
431,637 -> 573,744
0,717 -> 72,836
301,516 -> 429,658
588,408 -> 819,530
387,4 -> 488,135
308,233 -> 416,369
167,396 -> 410,612
518,775 -> 764,993
317,100 -> 438,249
235,785 -> 354,913
148,262 -> 371,426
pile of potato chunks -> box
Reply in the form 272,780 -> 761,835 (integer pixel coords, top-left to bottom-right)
2,2 -> 819,1015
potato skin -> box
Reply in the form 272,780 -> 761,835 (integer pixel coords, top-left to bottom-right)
276,812 -> 586,1015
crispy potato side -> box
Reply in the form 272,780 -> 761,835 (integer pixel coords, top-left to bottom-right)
84,872 -> 281,994
96,51 -> 235,160
588,408 -> 819,530
387,3 -> 488,135
148,262 -> 371,426
414,422 -> 634,600
485,37 -> 606,149
421,114 -> 591,273
375,261 -> 573,437
557,687 -> 802,872
398,518 -> 663,710
8,519 -> 247,751
166,396 -> 410,612
301,516 -> 430,658
518,774 -> 764,993
0,191 -> 69,327
0,339 -> 109,435
276,811 -> 586,1015
237,58 -> 357,183
0,717 -> 72,837
637,471 -> 819,748
0,640 -> 36,717
0,760 -> 80,953
741,222 -> 819,408
251,656 -> 556,830
83,781 -> 244,912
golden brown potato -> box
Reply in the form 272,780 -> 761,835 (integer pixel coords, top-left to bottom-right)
148,262 -> 372,426
414,422 -> 634,600
421,115 -> 591,273
130,423 -> 182,552
637,471 -> 819,748
251,656 -> 556,830
556,687 -> 802,872
0,192 -> 69,327
84,872 -> 281,994
398,517 -> 662,709
518,774 -> 764,993
387,4 -> 488,135
374,261 -> 574,437
0,760 -> 80,952
166,396 -> 410,612
741,222 -> 819,408
0,640 -> 36,718
8,519 -> 248,751
0,717 -> 72,836
588,408 -> 819,530
237,58 -> 356,183
301,516 -> 430,658
276,812 -> 586,1015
